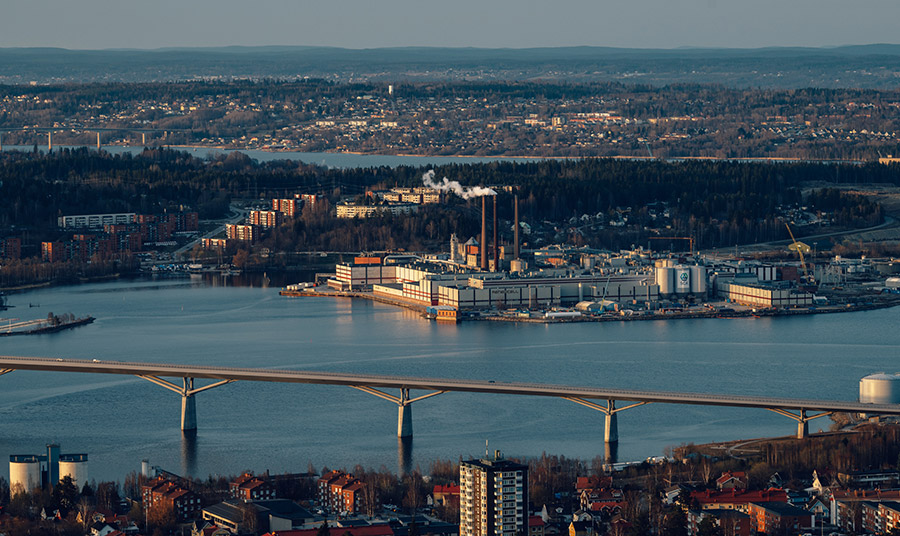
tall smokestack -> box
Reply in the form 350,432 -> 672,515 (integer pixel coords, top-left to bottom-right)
493,195 -> 498,271
480,196 -> 488,270
514,195 -> 520,260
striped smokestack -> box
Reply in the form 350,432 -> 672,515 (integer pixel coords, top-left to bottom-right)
480,196 -> 488,270
493,195 -> 498,271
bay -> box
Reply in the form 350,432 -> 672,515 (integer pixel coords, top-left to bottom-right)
0,145 -> 546,169
1,277 -> 897,483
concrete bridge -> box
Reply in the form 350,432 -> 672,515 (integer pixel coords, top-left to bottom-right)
1,355 -> 895,444
0,127 -> 192,150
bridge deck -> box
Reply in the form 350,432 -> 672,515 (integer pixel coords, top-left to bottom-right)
0,355 -> 895,415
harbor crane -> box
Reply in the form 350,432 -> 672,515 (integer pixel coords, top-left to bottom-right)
785,223 -> 814,285
649,236 -> 695,256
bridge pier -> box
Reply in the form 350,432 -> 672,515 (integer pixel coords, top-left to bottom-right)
48,132 -> 52,151
96,132 -> 101,150
398,404 -> 412,438
768,408 -> 830,440
797,419 -> 809,439
136,374 -> 233,433
181,378 -> 197,431
397,388 -> 413,438
604,411 -> 618,444
142,133 -> 146,146
349,385 -> 445,440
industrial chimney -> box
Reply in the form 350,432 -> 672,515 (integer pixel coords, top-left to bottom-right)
514,194 -> 520,260
492,196 -> 498,271
480,196 -> 488,270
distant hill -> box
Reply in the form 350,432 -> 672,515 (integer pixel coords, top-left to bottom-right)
1,45 -> 899,89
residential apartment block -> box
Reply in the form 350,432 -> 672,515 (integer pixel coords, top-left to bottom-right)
460,453 -> 528,536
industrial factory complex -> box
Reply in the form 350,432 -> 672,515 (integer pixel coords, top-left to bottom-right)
283,196 -> 900,322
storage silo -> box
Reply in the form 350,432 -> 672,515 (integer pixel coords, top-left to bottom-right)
859,373 -> 900,405
675,267 -> 691,295
58,454 -> 88,488
656,267 -> 674,296
690,266 -> 708,298
9,455 -> 40,495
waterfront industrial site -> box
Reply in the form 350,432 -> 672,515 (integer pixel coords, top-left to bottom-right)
280,196 -> 900,323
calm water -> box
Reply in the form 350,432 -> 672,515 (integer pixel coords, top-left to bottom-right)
1,277 -> 898,483
0,145 -> 547,169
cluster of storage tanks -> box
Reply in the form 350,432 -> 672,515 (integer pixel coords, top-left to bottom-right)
654,261 -> 708,298
8,444 -> 88,495
860,373 -> 900,405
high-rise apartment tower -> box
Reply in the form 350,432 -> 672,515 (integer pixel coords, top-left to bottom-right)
460,451 -> 528,536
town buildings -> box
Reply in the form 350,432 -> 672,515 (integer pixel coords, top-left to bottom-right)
141,476 -> 202,522
316,470 -> 367,515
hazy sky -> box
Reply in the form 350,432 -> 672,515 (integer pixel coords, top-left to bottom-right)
2,0 -> 898,50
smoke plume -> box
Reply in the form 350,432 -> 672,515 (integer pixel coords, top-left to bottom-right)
421,170 -> 496,199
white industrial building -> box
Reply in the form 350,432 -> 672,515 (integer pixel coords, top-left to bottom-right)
58,212 -> 136,229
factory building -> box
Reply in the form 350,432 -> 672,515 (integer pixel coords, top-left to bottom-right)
9,444 -> 88,496
467,274 -> 659,305
716,280 -> 813,308
331,259 -> 398,290
439,284 -> 561,310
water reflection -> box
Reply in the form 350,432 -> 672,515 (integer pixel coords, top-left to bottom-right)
181,430 -> 198,477
604,442 -> 618,465
398,436 -> 413,477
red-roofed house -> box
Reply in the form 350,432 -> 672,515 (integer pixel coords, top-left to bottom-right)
316,471 -> 366,514
231,472 -> 276,501
716,472 -> 748,491
433,484 -> 461,510
689,489 -> 788,512
141,476 -> 201,522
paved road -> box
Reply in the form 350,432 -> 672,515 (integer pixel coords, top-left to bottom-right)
174,204 -> 248,257
1,356 -> 898,415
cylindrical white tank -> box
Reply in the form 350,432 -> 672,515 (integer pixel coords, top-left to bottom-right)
59,455 -> 89,488
690,266 -> 708,296
9,456 -> 40,495
510,259 -> 527,273
583,256 -> 594,271
675,267 -> 691,295
860,373 -> 900,404
657,267 -> 674,295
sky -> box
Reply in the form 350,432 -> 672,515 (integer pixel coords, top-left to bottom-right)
2,0 -> 899,50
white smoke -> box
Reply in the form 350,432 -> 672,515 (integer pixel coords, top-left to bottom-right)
421,170 -> 496,199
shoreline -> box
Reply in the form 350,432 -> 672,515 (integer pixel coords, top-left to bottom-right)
279,288 -> 900,323
1,144 -> 874,164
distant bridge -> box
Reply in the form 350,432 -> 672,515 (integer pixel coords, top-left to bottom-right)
0,355 -> 895,444
0,126 -> 192,150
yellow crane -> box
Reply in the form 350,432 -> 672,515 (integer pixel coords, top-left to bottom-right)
785,223 -> 812,284
649,236 -> 694,256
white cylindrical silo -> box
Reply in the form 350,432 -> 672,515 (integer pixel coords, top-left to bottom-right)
675,267 -> 691,295
59,454 -> 88,488
690,266 -> 708,297
657,267 -> 674,296
9,456 -> 40,495
860,374 -> 900,405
